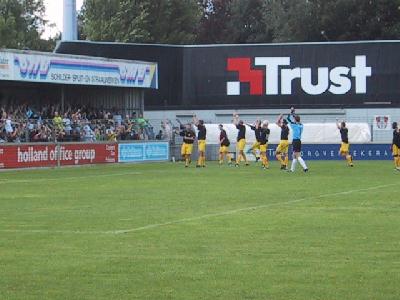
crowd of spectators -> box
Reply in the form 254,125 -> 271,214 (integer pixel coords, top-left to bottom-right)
0,104 -> 157,143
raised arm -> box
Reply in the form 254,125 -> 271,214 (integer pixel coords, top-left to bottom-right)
232,113 -> 239,126
276,114 -> 284,127
335,118 -> 341,130
192,114 -> 199,126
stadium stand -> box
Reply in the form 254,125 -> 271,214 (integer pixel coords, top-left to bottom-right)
0,104 -> 156,143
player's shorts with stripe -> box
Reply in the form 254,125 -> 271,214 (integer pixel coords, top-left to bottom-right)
276,140 -> 289,154
393,144 -> 400,156
219,145 -> 230,153
198,140 -> 206,152
340,142 -> 350,153
292,139 -> 302,153
181,143 -> 193,155
237,139 -> 246,151
251,142 -> 260,150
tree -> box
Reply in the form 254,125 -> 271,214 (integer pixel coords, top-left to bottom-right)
197,0 -> 232,44
225,0 -> 272,43
82,0 -> 201,44
0,0 -> 53,50
264,0 -> 400,43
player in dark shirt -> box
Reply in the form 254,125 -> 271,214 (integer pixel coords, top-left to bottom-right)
193,115 -> 207,168
248,120 -> 261,162
336,119 -> 353,167
218,124 -> 232,165
259,120 -> 271,169
233,113 -> 248,166
276,114 -> 290,170
179,123 -> 195,167
392,122 -> 400,171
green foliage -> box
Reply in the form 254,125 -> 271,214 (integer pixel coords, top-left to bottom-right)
2,0 -> 400,50
0,0 -> 54,51
82,0 -> 201,44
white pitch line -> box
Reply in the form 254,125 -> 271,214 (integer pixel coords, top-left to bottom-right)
0,171 -> 142,185
0,229 -> 114,235
0,183 -> 398,236
113,182 -> 399,234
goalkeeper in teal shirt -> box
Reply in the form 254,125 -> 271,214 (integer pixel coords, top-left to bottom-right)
287,107 -> 309,173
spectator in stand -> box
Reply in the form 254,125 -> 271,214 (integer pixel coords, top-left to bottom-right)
63,112 -> 72,135
82,122 -> 95,142
156,130 -> 163,140
106,127 -> 117,141
5,114 -> 14,141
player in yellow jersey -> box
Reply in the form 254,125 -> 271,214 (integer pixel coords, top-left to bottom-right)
233,113 -> 248,167
218,124 -> 232,165
336,119 -> 353,167
193,115 -> 207,168
248,120 -> 261,162
179,123 -> 196,167
275,114 -> 290,170
259,120 -> 271,169
392,122 -> 400,171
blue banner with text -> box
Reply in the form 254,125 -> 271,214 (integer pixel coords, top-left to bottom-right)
118,142 -> 169,163
263,144 -> 393,160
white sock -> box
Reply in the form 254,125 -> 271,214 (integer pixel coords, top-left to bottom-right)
290,158 -> 297,172
298,157 -> 308,170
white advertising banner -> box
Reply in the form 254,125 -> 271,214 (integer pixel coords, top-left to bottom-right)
0,50 -> 158,89
202,123 -> 371,145
373,115 -> 391,130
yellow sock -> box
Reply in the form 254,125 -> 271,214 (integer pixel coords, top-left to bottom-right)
185,157 -> 189,166
346,155 -> 353,165
396,157 -> 400,167
202,156 -> 206,166
264,156 -> 269,167
261,155 -> 267,167
284,155 -> 289,166
243,154 -> 248,163
227,154 -> 232,163
276,154 -> 283,164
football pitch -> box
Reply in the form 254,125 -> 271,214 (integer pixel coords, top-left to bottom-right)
1,161 -> 399,300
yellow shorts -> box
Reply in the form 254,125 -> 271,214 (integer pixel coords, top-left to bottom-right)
181,143 -> 193,155
260,144 -> 268,153
340,142 -> 350,153
198,140 -> 206,152
251,142 -> 260,150
237,139 -> 246,151
219,146 -> 229,153
393,144 -> 399,156
276,140 -> 289,154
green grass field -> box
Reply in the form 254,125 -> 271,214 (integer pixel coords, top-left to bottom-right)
1,161 -> 399,300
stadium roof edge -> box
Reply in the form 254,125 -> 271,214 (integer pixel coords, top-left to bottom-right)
1,47 -> 156,65
55,39 -> 400,50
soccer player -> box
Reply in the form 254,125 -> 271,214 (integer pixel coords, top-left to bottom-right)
259,120 -> 271,169
392,121 -> 400,171
248,120 -> 261,162
336,119 -> 354,167
193,115 -> 207,168
233,113 -> 249,166
276,114 -> 290,170
218,124 -> 232,165
179,123 -> 196,167
287,107 -> 308,173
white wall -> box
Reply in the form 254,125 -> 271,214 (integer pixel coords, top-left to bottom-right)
145,108 -> 399,143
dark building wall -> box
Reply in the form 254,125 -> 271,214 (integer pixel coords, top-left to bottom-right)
55,41 -> 400,110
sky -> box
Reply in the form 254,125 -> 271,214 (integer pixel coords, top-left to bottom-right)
43,0 -> 84,38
